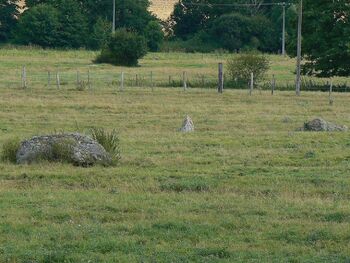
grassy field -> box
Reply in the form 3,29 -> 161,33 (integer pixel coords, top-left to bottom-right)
0,49 -> 350,262
1,48 -> 349,90
0,86 -> 350,262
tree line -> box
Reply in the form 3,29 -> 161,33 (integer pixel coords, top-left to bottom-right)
0,0 -> 349,76
0,0 -> 163,50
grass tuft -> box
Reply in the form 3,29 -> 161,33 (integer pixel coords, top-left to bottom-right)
1,138 -> 21,163
90,127 -> 121,163
160,177 -> 211,192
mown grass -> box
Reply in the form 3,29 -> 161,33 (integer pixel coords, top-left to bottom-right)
0,82 -> 349,262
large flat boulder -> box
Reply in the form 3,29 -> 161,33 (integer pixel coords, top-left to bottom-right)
303,118 -> 348,132
16,133 -> 112,166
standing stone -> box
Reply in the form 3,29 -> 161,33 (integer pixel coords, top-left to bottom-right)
179,115 -> 194,132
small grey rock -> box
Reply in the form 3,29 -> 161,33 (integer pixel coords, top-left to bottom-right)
179,115 -> 194,132
16,133 -> 112,166
303,118 -> 348,132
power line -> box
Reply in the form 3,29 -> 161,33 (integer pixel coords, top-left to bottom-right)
181,2 -> 292,7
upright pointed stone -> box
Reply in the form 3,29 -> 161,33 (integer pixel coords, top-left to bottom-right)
179,115 -> 194,132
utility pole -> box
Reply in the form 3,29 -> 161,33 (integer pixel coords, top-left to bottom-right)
112,0 -> 116,33
282,2 -> 286,56
295,0 -> 302,96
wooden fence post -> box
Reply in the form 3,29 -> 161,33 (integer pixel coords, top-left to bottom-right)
135,74 -> 138,87
249,72 -> 254,96
21,66 -> 27,89
48,71 -> 51,87
88,69 -> 91,90
150,71 -> 154,91
120,72 -> 124,91
56,72 -> 60,89
183,71 -> 187,91
271,74 -> 276,95
76,70 -> 80,86
169,75 -> 172,87
329,80 -> 333,105
218,63 -> 223,93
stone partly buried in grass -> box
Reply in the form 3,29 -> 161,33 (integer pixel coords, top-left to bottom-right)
302,118 -> 348,132
16,133 -> 112,166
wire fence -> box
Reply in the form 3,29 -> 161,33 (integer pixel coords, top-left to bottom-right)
1,67 -> 349,93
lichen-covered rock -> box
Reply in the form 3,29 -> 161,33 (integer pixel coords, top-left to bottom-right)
179,115 -> 194,132
16,133 -> 112,166
303,118 -> 348,132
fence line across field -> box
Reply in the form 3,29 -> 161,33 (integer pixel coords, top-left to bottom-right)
0,64 -> 349,93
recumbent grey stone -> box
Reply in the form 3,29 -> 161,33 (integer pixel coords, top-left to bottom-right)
303,118 -> 348,132
16,133 -> 112,166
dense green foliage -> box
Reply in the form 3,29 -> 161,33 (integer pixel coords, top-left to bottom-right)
11,0 -> 158,50
1,0 -> 349,77
88,18 -> 111,50
95,29 -> 147,66
287,0 -> 350,77
169,0 -> 288,52
145,21 -> 164,51
14,4 -> 68,48
0,0 -> 19,42
227,53 -> 270,85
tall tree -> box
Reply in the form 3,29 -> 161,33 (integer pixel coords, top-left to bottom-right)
22,0 -> 156,49
0,0 -> 19,42
288,0 -> 350,77
14,4 -> 60,47
25,0 -> 154,32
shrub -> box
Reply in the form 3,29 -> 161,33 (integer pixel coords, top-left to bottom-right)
1,138 -> 21,163
227,53 -> 270,87
90,127 -> 121,163
145,21 -> 164,52
95,28 -> 147,66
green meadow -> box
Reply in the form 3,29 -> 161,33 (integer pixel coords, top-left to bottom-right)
0,49 -> 350,262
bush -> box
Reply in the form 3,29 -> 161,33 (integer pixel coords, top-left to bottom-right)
227,53 -> 270,86
1,138 -> 21,163
95,28 -> 147,66
90,127 -> 121,163
145,21 -> 164,52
